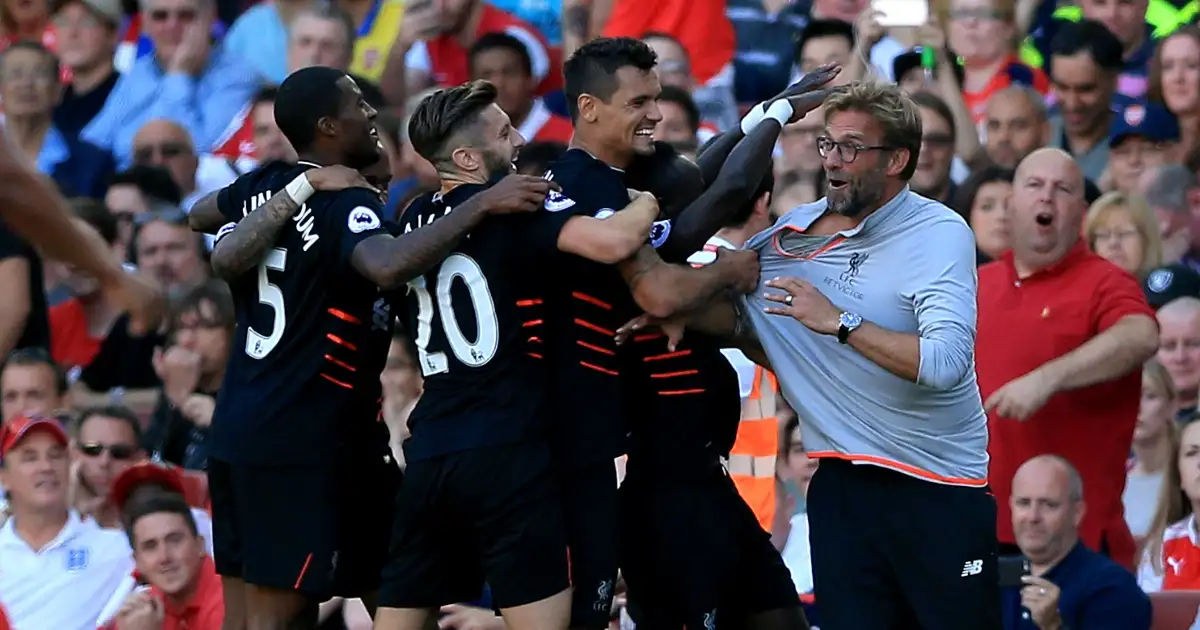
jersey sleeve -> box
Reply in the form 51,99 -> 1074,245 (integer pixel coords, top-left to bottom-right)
524,177 -> 633,258
214,175 -> 249,223
326,188 -> 390,273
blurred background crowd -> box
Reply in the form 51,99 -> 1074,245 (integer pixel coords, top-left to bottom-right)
3,0 -> 1200,627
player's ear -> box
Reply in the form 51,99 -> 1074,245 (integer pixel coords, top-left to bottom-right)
577,94 -> 599,124
316,115 -> 337,138
449,146 -> 480,173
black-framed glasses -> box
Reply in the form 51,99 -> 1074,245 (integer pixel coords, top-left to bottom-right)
816,137 -> 891,163
78,442 -> 139,460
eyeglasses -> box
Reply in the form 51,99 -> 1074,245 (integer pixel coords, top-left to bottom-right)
949,8 -> 1009,20
133,142 -> 190,163
78,442 -> 138,460
148,7 -> 196,22
816,137 -> 892,163
1093,229 -> 1141,243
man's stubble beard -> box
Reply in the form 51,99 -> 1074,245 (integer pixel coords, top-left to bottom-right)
827,164 -> 888,218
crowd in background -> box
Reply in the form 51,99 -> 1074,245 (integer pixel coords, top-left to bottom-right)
2,0 -> 1200,627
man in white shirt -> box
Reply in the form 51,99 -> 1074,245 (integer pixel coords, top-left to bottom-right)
0,415 -> 133,630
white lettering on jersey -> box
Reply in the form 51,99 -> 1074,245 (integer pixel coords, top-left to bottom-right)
404,205 -> 453,233
239,190 -> 319,251
349,206 -> 382,233
594,208 -> 615,220
544,190 -> 576,212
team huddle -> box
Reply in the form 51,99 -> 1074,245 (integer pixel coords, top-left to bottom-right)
189,37 -> 834,630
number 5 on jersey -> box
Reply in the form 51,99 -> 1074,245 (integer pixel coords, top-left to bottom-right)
408,253 -> 500,376
247,248 -> 287,359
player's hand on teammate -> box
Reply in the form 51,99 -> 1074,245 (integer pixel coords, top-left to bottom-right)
1019,576 -> 1063,630
114,589 -> 165,630
985,369 -> 1058,421
714,248 -> 761,294
479,174 -> 561,215
437,604 -> 505,630
615,313 -> 687,350
103,271 -> 165,337
308,165 -> 381,195
770,63 -> 841,124
762,276 -> 841,335
153,345 -> 203,408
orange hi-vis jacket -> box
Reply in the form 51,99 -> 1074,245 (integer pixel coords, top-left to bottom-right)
727,366 -> 780,531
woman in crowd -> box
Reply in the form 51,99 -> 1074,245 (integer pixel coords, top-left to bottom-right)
1138,416 -> 1200,592
940,0 -> 1048,124
1126,360 -> 1179,542
776,414 -> 818,597
1149,26 -> 1200,160
1084,192 -> 1164,280
952,165 -> 1013,264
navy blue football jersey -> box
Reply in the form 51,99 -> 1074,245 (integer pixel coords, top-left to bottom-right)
394,182 -> 559,463
523,149 -> 648,469
208,161 -> 394,465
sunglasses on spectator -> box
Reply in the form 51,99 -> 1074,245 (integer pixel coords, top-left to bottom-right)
78,443 -> 138,460
148,7 -> 196,22
134,142 -> 190,163
133,208 -> 188,228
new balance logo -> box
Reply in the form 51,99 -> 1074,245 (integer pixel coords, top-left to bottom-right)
961,560 -> 983,577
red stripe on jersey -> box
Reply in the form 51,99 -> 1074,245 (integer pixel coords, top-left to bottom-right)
645,350 -> 691,361
580,361 -> 619,376
574,318 -> 615,336
328,308 -> 362,324
650,370 -> 699,379
522,319 -> 544,327
572,291 -> 612,309
633,333 -> 664,342
321,373 -> 354,389
577,340 -> 616,356
324,354 -> 357,372
659,388 -> 705,396
326,334 -> 358,351
516,299 -> 543,307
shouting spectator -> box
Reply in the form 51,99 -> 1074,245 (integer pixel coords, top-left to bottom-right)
51,0 -> 121,139
977,148 -> 1159,570
0,348 -> 67,424
984,86 -> 1052,170
146,281 -> 231,470
1149,26 -> 1200,158
1047,20 -> 1127,183
0,42 -> 113,198
1084,191 -> 1165,279
0,415 -> 134,629
81,0 -> 260,167
1107,102 -> 1180,196
69,405 -> 146,527
1004,455 -> 1151,630
112,493 -> 222,630
469,32 -> 573,145
1125,359 -> 1178,541
104,165 -> 184,257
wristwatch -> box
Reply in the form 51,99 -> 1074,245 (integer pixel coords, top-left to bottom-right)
837,312 -> 863,344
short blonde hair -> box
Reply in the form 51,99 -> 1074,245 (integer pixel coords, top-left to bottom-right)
1084,191 -> 1163,279
822,81 -> 923,180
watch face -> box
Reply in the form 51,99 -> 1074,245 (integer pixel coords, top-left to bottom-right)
840,312 -> 863,328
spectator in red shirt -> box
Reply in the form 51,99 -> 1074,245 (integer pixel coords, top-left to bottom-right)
382,0 -> 560,110
976,147 -> 1159,570
112,493 -> 222,630
469,32 -> 572,145
48,199 -> 124,372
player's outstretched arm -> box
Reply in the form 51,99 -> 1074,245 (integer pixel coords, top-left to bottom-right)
555,191 -> 659,263
210,166 -> 376,281
658,119 -> 785,264
618,246 -> 760,319
187,191 -> 228,235
0,131 -> 164,332
351,174 -> 554,288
